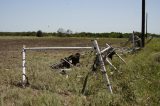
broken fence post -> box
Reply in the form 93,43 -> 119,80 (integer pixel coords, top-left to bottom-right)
105,58 -> 117,70
92,40 -> 113,94
132,31 -> 135,49
106,43 -> 126,64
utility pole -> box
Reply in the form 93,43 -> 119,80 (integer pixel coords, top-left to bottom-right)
141,0 -> 145,47
146,12 -> 148,38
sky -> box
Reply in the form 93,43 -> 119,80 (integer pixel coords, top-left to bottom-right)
0,0 -> 159,34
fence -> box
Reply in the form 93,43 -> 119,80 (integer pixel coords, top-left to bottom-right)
21,40 -> 113,94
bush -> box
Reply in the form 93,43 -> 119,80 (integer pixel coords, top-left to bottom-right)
36,30 -> 43,37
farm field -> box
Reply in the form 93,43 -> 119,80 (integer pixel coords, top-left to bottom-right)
0,36 -> 160,106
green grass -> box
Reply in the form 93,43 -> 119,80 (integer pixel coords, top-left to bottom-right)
0,37 -> 160,106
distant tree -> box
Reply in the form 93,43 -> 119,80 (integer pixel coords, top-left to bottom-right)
66,29 -> 72,34
57,28 -> 65,33
36,30 -> 43,37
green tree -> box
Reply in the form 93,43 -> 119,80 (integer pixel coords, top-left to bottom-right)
36,30 -> 43,37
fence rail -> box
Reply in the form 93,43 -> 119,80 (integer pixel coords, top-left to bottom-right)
24,47 -> 93,50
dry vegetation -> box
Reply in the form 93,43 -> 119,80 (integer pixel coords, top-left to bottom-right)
0,36 -> 159,106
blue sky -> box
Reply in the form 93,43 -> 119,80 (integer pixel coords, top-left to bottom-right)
0,0 -> 159,34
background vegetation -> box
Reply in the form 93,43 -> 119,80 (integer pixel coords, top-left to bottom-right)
0,31 -> 159,38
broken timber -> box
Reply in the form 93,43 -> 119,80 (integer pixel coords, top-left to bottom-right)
92,40 -> 113,93
82,40 -> 113,94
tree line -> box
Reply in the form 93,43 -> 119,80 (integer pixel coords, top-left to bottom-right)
0,31 -> 159,38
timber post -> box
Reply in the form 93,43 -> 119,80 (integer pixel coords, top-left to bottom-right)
22,45 -> 26,87
92,40 -> 113,94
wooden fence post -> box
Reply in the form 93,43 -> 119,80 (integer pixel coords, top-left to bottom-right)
92,40 -> 113,94
22,45 -> 26,86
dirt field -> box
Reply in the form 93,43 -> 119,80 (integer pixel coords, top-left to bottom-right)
0,37 -> 126,50
0,37 -> 125,69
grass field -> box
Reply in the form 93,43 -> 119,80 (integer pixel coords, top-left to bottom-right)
0,37 -> 160,106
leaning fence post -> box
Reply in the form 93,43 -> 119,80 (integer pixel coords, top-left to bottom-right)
22,45 -> 26,86
92,40 -> 113,94
132,31 -> 135,49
